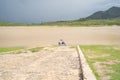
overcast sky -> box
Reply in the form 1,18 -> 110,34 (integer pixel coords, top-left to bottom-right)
0,0 -> 120,23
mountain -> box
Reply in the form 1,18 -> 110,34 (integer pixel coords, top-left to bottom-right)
86,6 -> 120,19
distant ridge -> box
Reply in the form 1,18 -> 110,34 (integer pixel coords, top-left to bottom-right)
86,6 -> 120,19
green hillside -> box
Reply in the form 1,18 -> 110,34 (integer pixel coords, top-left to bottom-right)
86,6 -> 120,19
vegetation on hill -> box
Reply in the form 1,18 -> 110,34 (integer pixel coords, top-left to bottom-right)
86,6 -> 120,19
40,6 -> 120,26
41,19 -> 120,26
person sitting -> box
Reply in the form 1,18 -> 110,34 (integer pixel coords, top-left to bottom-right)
58,39 -> 66,46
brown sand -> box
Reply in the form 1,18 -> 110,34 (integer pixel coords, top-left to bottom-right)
0,26 -> 120,47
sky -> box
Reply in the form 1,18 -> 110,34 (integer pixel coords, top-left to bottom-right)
0,0 -> 120,23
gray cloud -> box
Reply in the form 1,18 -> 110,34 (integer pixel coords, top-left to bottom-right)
0,0 -> 120,23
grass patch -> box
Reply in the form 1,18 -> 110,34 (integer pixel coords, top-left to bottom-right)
0,47 -> 23,53
0,22 -> 30,26
29,47 -> 44,52
80,45 -> 120,80
69,46 -> 76,48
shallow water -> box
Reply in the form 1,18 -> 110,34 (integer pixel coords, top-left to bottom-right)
0,26 -> 120,47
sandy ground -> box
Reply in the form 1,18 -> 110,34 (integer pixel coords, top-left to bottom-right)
0,26 -> 120,47
0,46 -> 80,80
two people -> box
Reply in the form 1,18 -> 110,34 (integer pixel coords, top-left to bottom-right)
58,39 -> 66,46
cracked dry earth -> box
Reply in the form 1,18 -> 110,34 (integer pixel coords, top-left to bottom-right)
0,46 -> 80,80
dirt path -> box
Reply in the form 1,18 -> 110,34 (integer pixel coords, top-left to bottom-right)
0,46 -> 80,80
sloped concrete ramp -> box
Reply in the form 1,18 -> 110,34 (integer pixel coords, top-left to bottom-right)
0,46 -> 80,80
